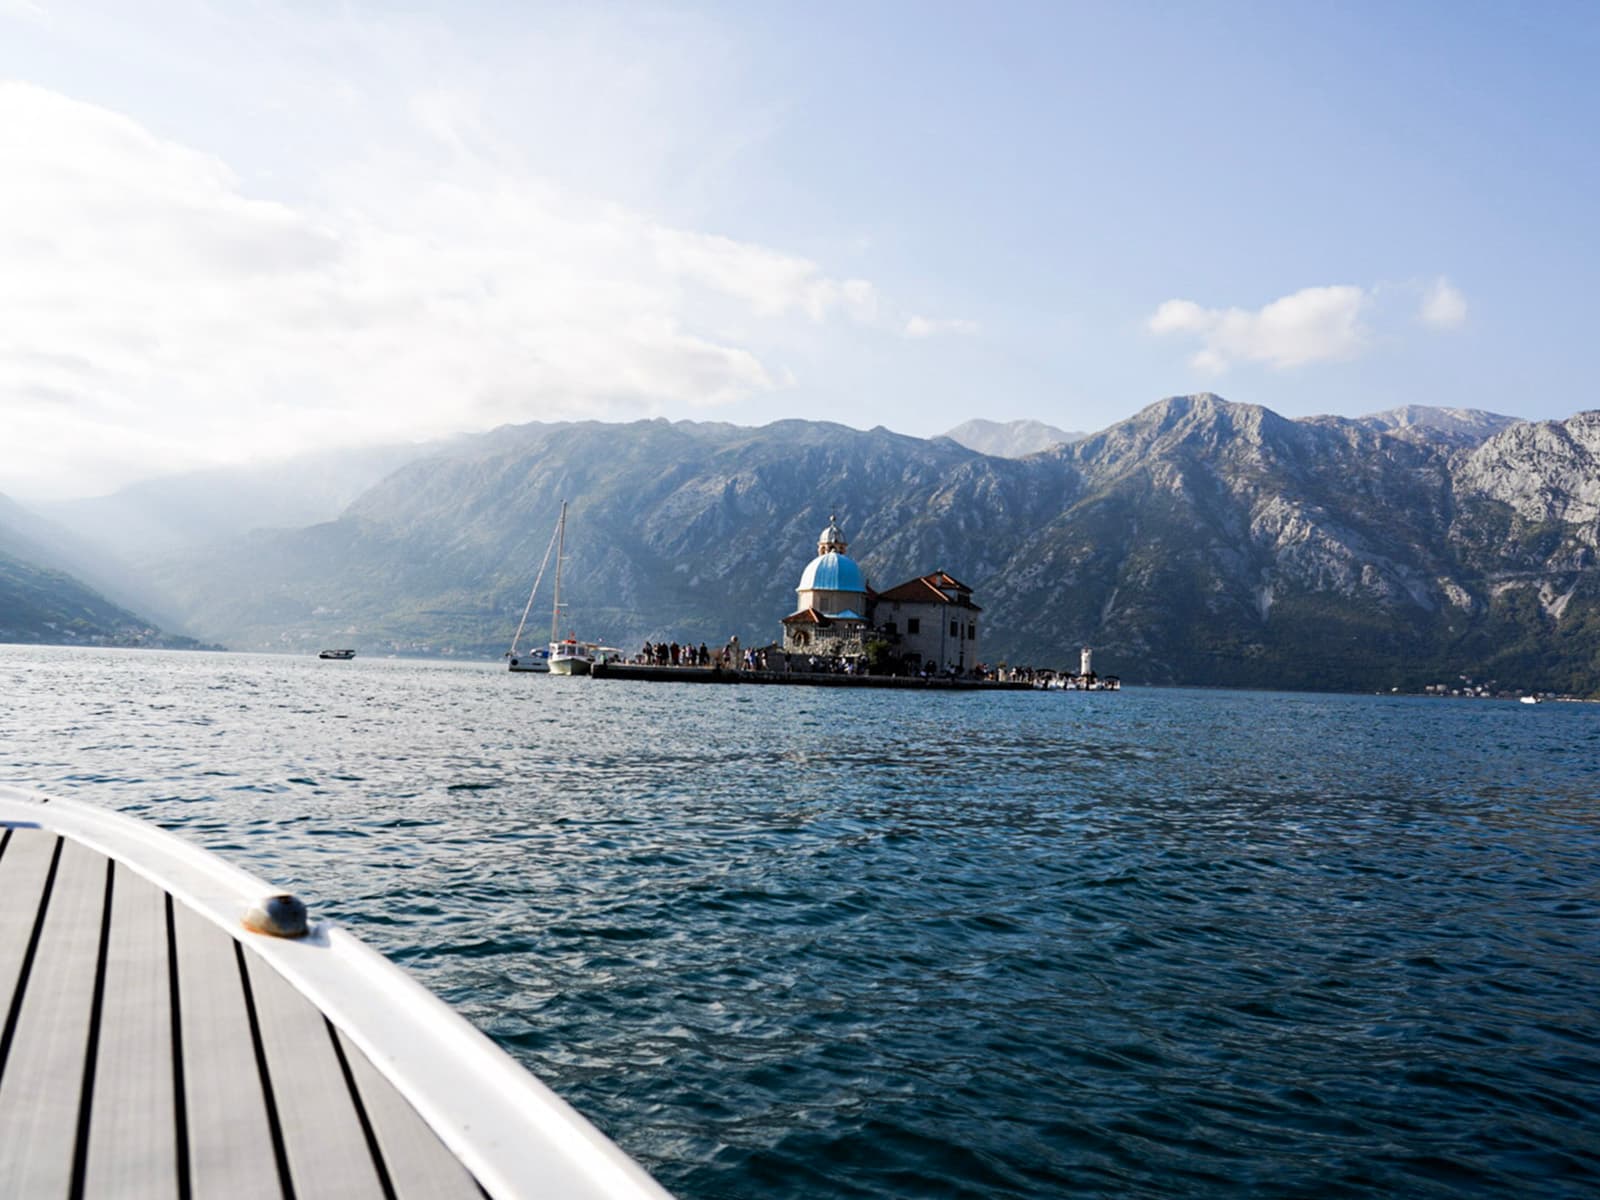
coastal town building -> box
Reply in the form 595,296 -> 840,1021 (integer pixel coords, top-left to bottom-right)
874,571 -> 981,673
779,517 -> 981,673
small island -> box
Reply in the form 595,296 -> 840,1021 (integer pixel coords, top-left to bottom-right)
593,516 -> 1118,691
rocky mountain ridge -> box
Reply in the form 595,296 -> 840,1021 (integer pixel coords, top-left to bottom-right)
8,395 -> 1596,692
106,394 -> 1600,694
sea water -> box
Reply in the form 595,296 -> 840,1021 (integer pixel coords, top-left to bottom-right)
2,645 -> 1597,1198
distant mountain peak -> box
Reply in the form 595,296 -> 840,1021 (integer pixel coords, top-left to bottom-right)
1129,392 -> 1265,429
940,418 -> 1084,458
1084,393 -> 1288,456
1354,405 -> 1520,444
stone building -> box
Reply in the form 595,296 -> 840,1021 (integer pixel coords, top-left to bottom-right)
780,517 -> 871,658
873,571 -> 981,673
779,516 -> 982,673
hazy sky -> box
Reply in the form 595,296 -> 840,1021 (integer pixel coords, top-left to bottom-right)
3,1 -> 1596,498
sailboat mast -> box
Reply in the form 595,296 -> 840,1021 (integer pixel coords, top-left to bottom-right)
508,513 -> 563,658
549,500 -> 567,645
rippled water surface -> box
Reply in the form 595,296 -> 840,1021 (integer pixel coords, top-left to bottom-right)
4,646 -> 1599,1197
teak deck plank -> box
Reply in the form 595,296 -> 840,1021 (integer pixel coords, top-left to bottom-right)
174,899 -> 284,1199
244,946 -> 388,1200
336,1025 -> 483,1199
0,836 -> 109,1197
84,863 -> 179,1200
0,829 -> 59,1028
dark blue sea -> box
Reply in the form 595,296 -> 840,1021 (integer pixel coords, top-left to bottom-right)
3,646 -> 1598,1198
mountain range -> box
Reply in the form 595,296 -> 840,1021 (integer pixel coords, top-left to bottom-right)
5,399 -> 1600,694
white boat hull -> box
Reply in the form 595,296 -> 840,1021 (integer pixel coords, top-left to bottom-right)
549,655 -> 591,676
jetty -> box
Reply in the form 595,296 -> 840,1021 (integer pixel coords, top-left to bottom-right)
591,661 -> 1034,690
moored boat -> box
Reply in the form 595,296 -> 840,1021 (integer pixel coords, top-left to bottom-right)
319,648 -> 356,659
506,505 -> 565,674
548,637 -> 592,675
542,502 -> 603,677
508,646 -> 550,673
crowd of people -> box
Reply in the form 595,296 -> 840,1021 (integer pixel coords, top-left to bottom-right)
627,640 -> 1098,686
632,639 -> 840,673
633,637 -> 763,670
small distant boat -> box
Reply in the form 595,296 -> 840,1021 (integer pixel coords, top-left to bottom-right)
1520,695 -> 1541,705
318,648 -> 356,660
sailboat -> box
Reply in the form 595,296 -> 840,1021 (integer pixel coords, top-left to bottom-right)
505,503 -> 564,673
507,502 -> 607,675
545,502 -> 594,676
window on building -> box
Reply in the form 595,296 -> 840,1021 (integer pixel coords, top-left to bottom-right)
950,620 -> 959,638
967,622 -> 976,640
907,618 -> 920,634
882,621 -> 897,636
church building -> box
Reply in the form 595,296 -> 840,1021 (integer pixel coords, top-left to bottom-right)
780,517 -> 871,658
779,516 -> 982,673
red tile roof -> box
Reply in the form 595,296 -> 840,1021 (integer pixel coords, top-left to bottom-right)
781,607 -> 830,625
874,572 -> 982,611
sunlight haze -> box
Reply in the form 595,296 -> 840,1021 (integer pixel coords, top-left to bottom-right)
2,0 -> 1594,498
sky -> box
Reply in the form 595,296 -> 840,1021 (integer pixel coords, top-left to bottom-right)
2,0 -> 1597,499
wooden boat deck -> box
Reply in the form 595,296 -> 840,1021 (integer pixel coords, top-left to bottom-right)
0,791 -> 672,1199
0,824 -> 479,1198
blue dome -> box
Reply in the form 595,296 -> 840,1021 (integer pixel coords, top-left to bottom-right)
799,551 -> 866,594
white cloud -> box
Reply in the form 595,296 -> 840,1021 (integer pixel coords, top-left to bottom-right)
1419,277 -> 1468,328
1148,285 -> 1370,372
650,228 -> 878,322
903,315 -> 979,339
0,80 -> 886,497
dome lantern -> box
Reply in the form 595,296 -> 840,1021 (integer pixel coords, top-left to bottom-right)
818,513 -> 847,556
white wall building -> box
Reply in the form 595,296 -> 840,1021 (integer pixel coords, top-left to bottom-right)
874,572 -> 981,674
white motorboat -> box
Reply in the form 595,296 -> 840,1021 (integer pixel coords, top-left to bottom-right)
549,637 -> 592,676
